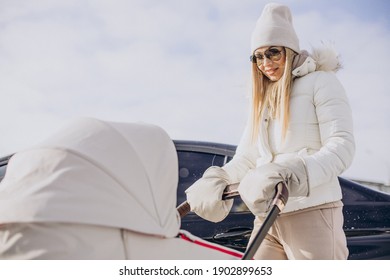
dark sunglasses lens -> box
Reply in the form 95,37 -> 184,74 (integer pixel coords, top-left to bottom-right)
251,48 -> 282,64
266,49 -> 282,58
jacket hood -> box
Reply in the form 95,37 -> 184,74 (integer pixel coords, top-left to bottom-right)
292,43 -> 341,77
0,117 -> 180,238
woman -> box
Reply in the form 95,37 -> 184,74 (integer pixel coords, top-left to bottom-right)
185,3 -> 355,260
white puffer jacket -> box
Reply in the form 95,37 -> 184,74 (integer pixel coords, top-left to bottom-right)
223,46 -> 355,213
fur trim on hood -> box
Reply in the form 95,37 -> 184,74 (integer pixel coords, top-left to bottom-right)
312,43 -> 342,72
292,43 -> 342,77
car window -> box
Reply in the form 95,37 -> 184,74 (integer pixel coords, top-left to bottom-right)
176,151 -> 249,213
176,151 -> 224,203
0,166 -> 7,182
0,155 -> 11,182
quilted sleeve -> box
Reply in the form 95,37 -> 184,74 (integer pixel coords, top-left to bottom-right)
301,71 -> 355,188
221,118 -> 258,183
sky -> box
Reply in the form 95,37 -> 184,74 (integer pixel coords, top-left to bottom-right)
0,0 -> 389,185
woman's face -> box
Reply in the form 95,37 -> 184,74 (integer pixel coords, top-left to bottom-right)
253,46 -> 286,81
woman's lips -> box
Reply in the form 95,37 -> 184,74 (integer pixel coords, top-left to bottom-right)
265,68 -> 278,75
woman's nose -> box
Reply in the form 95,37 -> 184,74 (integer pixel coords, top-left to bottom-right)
262,57 -> 272,66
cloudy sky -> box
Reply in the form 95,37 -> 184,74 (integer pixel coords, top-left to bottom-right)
1,0 -> 389,185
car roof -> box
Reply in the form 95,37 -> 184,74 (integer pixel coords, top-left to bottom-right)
174,140 -> 236,157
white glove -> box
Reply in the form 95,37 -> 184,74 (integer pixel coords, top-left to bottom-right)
238,157 -> 309,215
185,166 -> 233,223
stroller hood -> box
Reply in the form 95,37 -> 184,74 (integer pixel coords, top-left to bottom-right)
0,118 -> 180,238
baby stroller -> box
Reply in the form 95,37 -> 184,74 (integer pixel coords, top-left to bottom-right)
0,118 -> 287,260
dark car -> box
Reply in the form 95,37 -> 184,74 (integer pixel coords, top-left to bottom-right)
174,140 -> 390,260
1,140 -> 390,260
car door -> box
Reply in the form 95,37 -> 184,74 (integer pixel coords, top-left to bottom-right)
175,141 -> 254,252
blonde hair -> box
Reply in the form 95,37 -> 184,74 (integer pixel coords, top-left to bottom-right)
250,48 -> 295,142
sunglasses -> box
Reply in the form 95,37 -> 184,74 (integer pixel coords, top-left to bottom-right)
250,47 -> 284,65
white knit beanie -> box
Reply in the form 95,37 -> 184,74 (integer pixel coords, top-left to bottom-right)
251,3 -> 300,54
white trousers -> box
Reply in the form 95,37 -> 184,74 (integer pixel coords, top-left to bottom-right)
249,201 -> 349,260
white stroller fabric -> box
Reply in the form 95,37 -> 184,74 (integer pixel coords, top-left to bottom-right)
0,117 -> 180,237
0,117 -> 240,259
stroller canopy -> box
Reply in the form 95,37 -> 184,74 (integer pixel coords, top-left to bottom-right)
0,118 -> 180,238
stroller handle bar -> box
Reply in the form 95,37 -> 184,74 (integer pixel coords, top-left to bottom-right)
177,181 -> 288,218
177,183 -> 239,218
